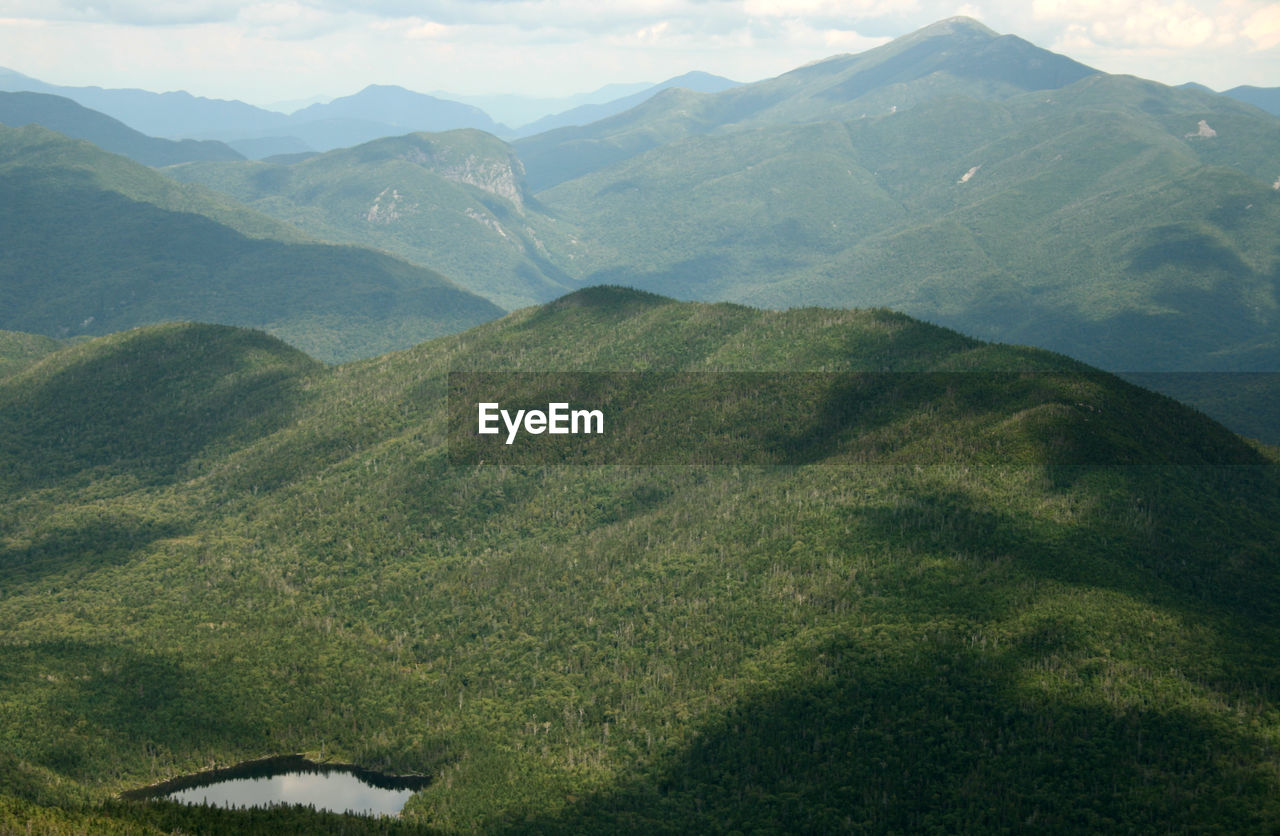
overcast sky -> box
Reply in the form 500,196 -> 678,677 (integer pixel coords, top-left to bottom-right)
0,1 -> 1276,107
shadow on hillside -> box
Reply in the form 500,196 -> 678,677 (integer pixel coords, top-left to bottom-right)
0,641 -> 263,784
502,461 -> 1280,833
0,513 -> 186,588
0,324 -> 313,495
763,368 -> 1272,467
504,627 -> 1279,833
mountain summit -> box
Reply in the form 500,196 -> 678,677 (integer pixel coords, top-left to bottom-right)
515,17 -> 1098,189
289,84 -> 507,135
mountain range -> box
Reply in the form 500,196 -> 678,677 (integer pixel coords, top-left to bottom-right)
150,17 -> 1280,439
0,70 -> 742,157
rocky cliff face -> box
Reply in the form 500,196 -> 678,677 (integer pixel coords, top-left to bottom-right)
400,138 -> 527,211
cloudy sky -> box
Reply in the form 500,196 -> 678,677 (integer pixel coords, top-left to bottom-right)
0,0 -> 1276,108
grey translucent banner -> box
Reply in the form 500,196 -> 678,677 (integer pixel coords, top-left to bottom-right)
447,371 -> 1274,466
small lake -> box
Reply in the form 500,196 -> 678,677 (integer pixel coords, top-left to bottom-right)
123,754 -> 430,818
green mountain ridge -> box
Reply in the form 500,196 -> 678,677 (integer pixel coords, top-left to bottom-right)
166,130 -> 588,310
0,124 -> 503,362
0,329 -> 59,379
2,289 -> 1279,832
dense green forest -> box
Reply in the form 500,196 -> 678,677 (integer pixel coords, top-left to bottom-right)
0,329 -> 59,379
2,288 -> 1279,832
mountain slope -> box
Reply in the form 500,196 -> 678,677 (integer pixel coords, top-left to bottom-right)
0,91 -> 243,166
0,124 -> 502,360
514,71 -> 742,137
0,330 -> 58,379
2,290 -> 1279,832
167,130 -> 588,309
515,17 -> 1098,190
1222,85 -> 1280,117
440,82 -> 655,130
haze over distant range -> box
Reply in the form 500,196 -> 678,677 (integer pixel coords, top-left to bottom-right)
0,0 -> 1276,110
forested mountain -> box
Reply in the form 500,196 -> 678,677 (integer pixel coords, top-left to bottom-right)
514,19 -> 1280,439
0,124 -> 503,361
514,17 -> 1098,190
2,288 -> 1278,832
167,130 -> 586,310
0,92 -> 243,166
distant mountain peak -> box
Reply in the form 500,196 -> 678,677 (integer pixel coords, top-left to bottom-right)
914,16 -> 1000,38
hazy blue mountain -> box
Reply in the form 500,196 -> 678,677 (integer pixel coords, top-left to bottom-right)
0,67 -> 290,139
0,91 -> 243,166
0,71 -> 510,154
1179,82 -> 1280,117
207,87 -> 513,152
290,84 -> 507,135
440,81 -> 655,128
514,72 -> 742,137
515,17 -> 1099,190
1222,85 -> 1280,117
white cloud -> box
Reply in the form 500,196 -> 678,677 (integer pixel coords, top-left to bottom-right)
1243,3 -> 1280,48
1029,0 -> 1280,51
742,0 -> 907,15
1,0 -> 245,24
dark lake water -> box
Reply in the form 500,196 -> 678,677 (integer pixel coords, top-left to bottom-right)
124,755 -> 430,818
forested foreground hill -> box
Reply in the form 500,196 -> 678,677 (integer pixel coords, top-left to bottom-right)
2,289 -> 1280,833
0,124 -> 503,362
